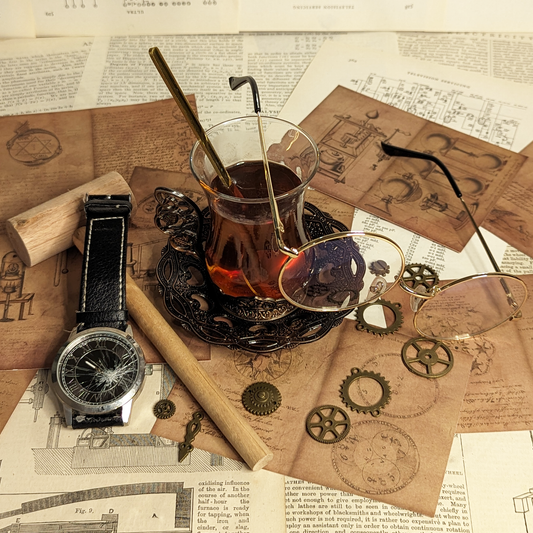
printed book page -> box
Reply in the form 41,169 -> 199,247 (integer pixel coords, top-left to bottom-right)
284,430 -> 533,533
29,0 -> 239,37
0,0 -> 35,38
444,0 -> 533,32
72,32 -> 397,128
239,0 -> 447,32
0,32 -> 397,127
280,40 -> 533,152
0,364 -> 286,533
397,32 -> 533,86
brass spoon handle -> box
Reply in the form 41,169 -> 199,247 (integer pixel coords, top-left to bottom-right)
149,46 -> 232,189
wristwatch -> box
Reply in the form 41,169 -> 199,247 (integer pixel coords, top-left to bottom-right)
51,194 -> 145,429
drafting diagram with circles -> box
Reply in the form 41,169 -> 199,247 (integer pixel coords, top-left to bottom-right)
7,122 -> 62,166
421,132 -> 506,174
361,353 -> 439,419
233,349 -> 293,381
332,420 -> 419,495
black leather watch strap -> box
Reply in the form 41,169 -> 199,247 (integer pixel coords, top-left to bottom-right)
72,407 -> 125,429
77,195 -> 132,332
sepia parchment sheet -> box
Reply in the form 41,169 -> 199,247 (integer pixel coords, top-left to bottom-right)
0,98 -> 200,369
152,315 -> 473,517
390,273 -> 533,433
483,141 -> 533,260
298,86 -> 526,253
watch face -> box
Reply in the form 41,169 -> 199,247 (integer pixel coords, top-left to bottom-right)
52,328 -> 145,414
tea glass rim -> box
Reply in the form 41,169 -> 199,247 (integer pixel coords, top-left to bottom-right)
189,114 -> 320,204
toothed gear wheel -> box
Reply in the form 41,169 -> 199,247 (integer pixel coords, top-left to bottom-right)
242,382 -> 282,416
306,405 -> 351,444
340,368 -> 391,417
401,337 -> 454,379
153,399 -> 176,419
400,263 -> 439,294
355,299 -> 403,336
369,260 -> 390,276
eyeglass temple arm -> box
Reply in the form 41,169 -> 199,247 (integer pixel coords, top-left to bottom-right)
381,142 -> 521,315
381,142 -> 500,272
229,76 -> 299,258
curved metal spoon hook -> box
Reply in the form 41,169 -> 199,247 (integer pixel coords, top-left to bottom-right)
229,76 -> 298,257
229,76 -> 261,114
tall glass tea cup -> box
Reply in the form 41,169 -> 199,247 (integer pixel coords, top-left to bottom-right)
190,116 -> 319,301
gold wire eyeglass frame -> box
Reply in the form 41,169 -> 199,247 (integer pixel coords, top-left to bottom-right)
381,142 -> 527,340
256,121 -> 406,312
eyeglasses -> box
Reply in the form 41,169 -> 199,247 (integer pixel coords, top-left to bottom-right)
381,142 -> 527,340
229,76 -> 406,312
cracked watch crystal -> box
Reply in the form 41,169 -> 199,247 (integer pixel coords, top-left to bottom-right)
52,327 -> 145,416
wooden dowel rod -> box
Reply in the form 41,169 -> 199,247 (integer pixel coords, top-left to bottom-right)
73,229 -> 273,472
126,277 -> 273,471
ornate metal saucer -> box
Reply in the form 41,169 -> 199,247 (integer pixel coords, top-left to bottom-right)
154,187 -> 352,353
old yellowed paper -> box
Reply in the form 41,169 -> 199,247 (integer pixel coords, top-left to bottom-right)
298,86 -> 526,253
0,368 -> 38,435
391,273 -> 533,433
0,98 -> 200,370
152,317 -> 472,517
483,141 -> 533,260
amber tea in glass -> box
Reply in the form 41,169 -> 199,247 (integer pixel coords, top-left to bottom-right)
190,116 -> 319,300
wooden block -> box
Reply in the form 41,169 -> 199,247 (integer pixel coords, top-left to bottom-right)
6,172 -> 136,267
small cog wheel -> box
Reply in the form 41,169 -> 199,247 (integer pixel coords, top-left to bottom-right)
369,260 -> 390,276
400,263 -> 439,295
401,337 -> 454,378
153,399 -> 176,419
355,299 -> 403,336
340,368 -> 391,417
306,405 -> 351,444
242,382 -> 282,416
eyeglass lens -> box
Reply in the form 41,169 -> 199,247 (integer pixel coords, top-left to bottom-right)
279,232 -> 405,312
413,274 -> 527,340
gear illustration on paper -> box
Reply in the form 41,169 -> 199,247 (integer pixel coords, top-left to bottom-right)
340,368 -> 391,417
399,263 -> 439,294
355,299 -> 403,336
242,382 -> 282,416
6,121 -> 62,166
306,405 -> 351,444
153,399 -> 176,419
401,337 -> 454,379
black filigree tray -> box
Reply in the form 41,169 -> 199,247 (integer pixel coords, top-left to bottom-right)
155,188 -> 352,353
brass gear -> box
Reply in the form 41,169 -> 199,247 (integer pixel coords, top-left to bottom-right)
340,368 -> 391,417
355,299 -> 403,336
400,263 -> 439,294
401,337 -> 454,378
153,399 -> 176,419
306,405 -> 351,444
242,382 -> 282,416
